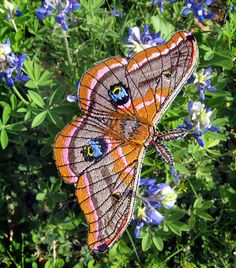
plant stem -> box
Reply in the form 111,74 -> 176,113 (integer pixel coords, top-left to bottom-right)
12,86 -> 29,105
11,18 -> 18,32
163,233 -> 200,263
187,177 -> 198,198
62,29 -> 73,69
126,229 -> 140,262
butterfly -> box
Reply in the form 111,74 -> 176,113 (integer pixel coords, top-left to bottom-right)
54,31 -> 198,253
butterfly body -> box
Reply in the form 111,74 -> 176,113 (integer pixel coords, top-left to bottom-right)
54,31 -> 198,252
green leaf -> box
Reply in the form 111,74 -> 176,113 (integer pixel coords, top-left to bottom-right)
24,111 -> 32,121
142,232 -> 152,251
151,16 -> 175,38
193,196 -> 203,209
52,192 -> 67,202
205,51 -> 233,70
204,50 -> 214,60
1,128 -> 8,149
40,144 -> 52,157
23,59 -> 34,81
28,90 -> 45,108
48,112 -> 65,129
49,87 -> 65,106
6,123 -> 27,131
10,94 -> 17,110
25,80 -> 38,89
36,192 -> 46,201
165,221 -> 182,236
188,216 -> 196,231
153,236 -> 163,251
196,210 -> 214,221
174,162 -> 190,176
2,105 -> 11,125
14,30 -> 23,41
88,259 -> 101,268
200,200 -> 214,210
31,111 -> 47,128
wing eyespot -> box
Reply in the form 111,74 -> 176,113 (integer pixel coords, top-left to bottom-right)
108,82 -> 130,106
81,138 -> 108,162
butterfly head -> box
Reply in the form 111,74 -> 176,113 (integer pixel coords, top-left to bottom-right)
108,83 -> 130,106
81,138 -> 108,162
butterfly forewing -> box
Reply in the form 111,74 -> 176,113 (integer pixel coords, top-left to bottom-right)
126,31 -> 198,126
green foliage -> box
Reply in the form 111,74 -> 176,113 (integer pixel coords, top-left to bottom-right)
0,0 -> 236,267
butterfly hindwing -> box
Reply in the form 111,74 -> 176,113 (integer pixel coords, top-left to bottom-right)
54,115 -> 148,251
76,144 -> 145,252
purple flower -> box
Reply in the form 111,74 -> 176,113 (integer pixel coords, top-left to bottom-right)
182,0 -> 215,24
0,39 -> 29,87
145,182 -> 177,209
64,0 -> 81,12
134,206 -> 165,238
178,100 -> 220,147
193,67 -> 216,100
36,5 -> 54,20
55,12 -> 68,31
67,79 -> 80,103
36,0 -> 81,31
152,0 -> 176,13
124,24 -> 164,57
170,167 -> 180,183
134,180 -> 177,237
110,9 -> 122,17
3,0 -> 23,19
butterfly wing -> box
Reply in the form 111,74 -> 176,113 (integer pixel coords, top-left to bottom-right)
78,57 -> 136,119
54,115 -> 148,252
77,31 -> 198,127
126,31 -> 198,126
54,30 -> 198,252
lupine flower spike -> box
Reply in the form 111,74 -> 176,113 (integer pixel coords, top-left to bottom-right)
179,100 -> 220,147
182,0 -> 215,24
152,0 -> 176,13
134,179 -> 177,237
3,0 -> 22,20
124,24 -> 164,57
193,67 -> 216,100
0,39 -> 29,87
36,0 -> 81,31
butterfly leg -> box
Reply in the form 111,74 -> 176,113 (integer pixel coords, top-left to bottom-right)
153,141 -> 174,166
152,128 -> 188,166
157,128 -> 188,142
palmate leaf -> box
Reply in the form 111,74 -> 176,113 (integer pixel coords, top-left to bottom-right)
23,59 -> 53,89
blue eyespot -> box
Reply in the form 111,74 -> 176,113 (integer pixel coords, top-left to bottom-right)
82,138 -> 107,162
108,83 -> 130,106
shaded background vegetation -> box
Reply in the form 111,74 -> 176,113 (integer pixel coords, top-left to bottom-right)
0,0 -> 236,267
